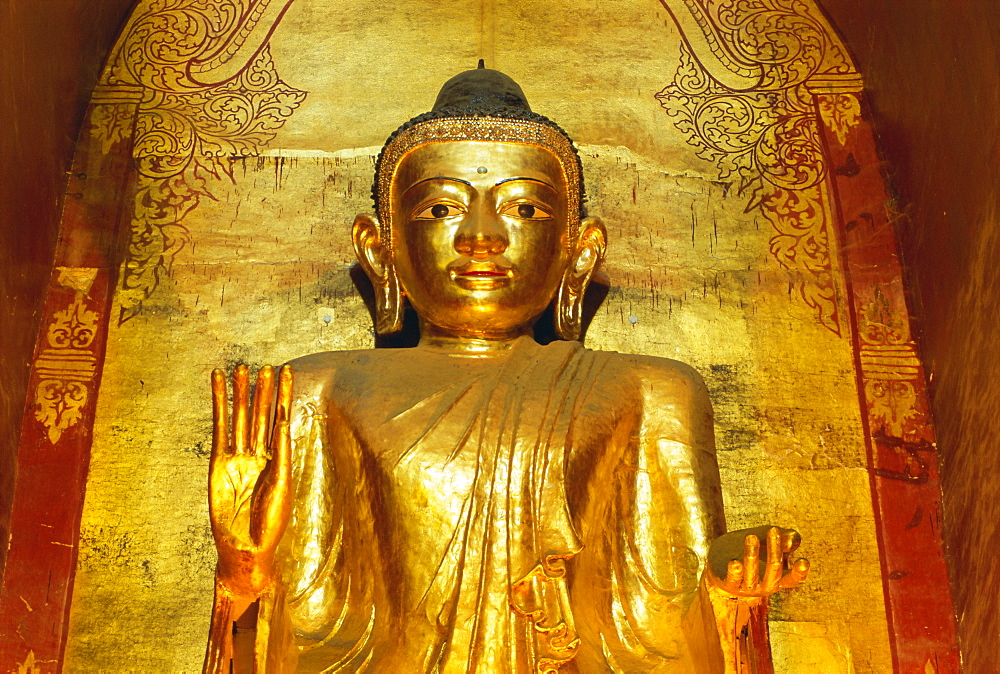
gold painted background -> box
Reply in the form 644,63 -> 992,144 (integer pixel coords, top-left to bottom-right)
64,0 -> 891,670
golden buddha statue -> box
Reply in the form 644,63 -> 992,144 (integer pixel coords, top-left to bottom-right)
204,65 -> 808,673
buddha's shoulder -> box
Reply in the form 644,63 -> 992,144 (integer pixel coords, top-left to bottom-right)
590,349 -> 709,403
282,349 -> 400,387
285,348 -> 382,369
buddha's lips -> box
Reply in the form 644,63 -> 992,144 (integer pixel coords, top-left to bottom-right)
450,262 -> 511,279
449,261 -> 512,290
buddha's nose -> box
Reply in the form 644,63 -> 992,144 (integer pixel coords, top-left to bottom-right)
454,208 -> 508,258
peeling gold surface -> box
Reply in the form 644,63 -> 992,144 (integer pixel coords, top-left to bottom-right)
64,1 -> 891,671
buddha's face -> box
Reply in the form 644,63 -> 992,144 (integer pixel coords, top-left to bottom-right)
388,141 -> 572,337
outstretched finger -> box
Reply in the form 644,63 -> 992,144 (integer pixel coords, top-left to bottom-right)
724,559 -> 744,594
273,367 -> 294,483
781,529 -> 802,555
778,557 -> 811,589
251,365 -> 275,456
271,365 -> 293,466
743,534 -> 760,591
761,527 -> 784,590
232,364 -> 250,454
211,368 -> 230,457
256,365 -> 293,550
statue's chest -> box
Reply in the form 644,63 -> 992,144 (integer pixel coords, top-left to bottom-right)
340,360 -> 550,467
328,352 -> 623,502
318,351 -> 634,597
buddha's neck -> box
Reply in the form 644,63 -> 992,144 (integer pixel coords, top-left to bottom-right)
417,322 -> 534,356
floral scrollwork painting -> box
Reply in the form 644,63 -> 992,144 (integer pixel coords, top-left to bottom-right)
91,0 -> 307,322
658,0 -> 863,334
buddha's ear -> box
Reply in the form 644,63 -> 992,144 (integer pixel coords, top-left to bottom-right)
555,216 -> 607,340
352,213 -> 389,278
352,214 -> 404,335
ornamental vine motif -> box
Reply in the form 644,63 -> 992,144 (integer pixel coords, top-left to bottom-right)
857,286 -> 922,438
35,380 -> 91,445
93,0 -> 305,323
658,0 -> 860,334
47,294 -> 100,349
818,93 -> 862,146
690,0 -> 852,88
34,290 -> 101,444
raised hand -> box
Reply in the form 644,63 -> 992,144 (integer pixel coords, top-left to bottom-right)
707,526 -> 809,599
209,364 -> 293,597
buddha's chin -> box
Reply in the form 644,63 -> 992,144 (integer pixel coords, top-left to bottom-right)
415,305 -> 543,340
407,284 -> 554,337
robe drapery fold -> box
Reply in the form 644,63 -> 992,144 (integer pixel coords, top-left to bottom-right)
206,337 -> 719,672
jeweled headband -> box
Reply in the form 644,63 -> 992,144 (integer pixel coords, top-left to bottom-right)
371,65 -> 586,250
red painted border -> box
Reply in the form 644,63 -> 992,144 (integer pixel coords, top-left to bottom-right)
818,94 -> 960,673
0,102 -> 136,670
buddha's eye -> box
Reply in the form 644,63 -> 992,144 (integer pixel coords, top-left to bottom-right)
499,202 -> 553,220
414,202 -> 465,220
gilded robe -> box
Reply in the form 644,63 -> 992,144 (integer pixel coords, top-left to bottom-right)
210,337 -> 724,672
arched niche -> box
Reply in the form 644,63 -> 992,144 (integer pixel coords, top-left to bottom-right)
0,1 -> 959,671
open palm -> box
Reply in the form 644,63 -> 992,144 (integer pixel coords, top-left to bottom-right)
209,364 -> 293,597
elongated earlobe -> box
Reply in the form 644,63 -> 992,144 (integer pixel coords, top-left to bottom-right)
352,214 -> 403,335
555,217 -> 607,340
